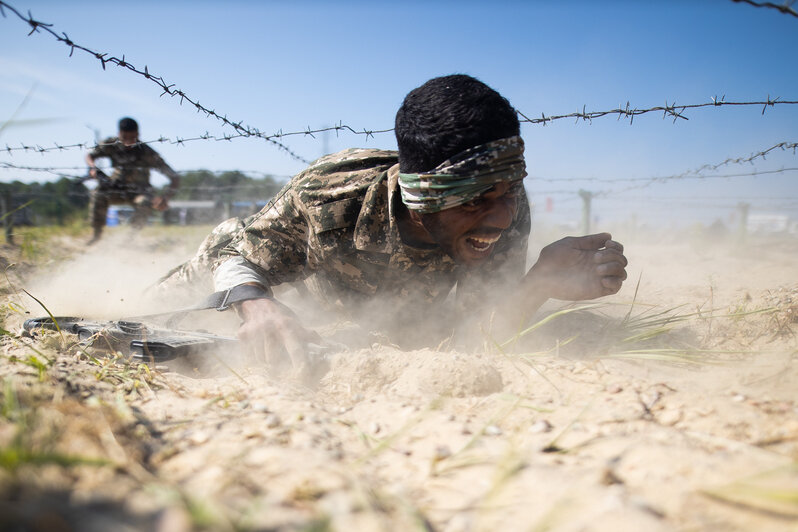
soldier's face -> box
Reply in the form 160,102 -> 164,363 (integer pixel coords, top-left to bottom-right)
119,130 -> 139,147
418,180 -> 523,266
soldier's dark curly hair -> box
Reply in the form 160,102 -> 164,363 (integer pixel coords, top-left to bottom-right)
118,117 -> 139,132
395,74 -> 520,173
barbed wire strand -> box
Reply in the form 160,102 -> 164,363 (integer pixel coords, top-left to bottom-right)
0,161 -> 291,180
4,91 -> 798,160
0,128 -> 398,156
533,141 -> 798,184
515,94 -> 798,127
592,167 -> 798,197
731,0 -> 798,19
5,140 -> 796,192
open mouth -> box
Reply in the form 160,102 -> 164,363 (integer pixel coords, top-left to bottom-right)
465,234 -> 501,253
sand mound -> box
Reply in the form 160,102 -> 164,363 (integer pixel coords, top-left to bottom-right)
322,347 -> 504,399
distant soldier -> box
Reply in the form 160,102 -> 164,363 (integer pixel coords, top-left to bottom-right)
84,117 -> 180,244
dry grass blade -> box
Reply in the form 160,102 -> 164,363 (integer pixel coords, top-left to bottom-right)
500,303 -> 603,349
22,289 -> 64,341
702,463 -> 798,518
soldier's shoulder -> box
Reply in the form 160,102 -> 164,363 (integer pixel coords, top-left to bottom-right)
94,137 -> 119,150
303,148 -> 398,175
291,148 -> 398,203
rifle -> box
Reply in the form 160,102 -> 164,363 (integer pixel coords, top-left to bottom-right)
23,316 -> 237,363
23,314 -> 335,369
75,169 -> 140,194
74,168 -> 111,186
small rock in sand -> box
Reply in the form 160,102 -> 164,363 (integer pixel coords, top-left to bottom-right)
265,414 -> 282,428
252,402 -> 270,413
529,420 -> 553,434
434,445 -> 452,461
484,425 -> 503,436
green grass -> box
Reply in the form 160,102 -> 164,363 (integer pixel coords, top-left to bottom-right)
0,378 -> 110,473
493,293 -> 783,368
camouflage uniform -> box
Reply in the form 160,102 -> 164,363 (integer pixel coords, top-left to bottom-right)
88,138 -> 179,230
160,148 -> 530,337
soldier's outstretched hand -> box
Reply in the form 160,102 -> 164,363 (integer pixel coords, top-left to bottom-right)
525,232 -> 627,302
234,297 -> 323,376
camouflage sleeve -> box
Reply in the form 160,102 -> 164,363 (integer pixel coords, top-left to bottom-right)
215,184 -> 311,291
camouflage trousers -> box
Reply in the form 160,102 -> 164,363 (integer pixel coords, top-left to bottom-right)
88,186 -> 154,230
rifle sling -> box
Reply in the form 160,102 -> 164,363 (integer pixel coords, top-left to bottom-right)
196,284 -> 272,311
161,284 -> 271,328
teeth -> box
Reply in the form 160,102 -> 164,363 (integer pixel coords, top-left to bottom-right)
466,234 -> 502,253
468,235 -> 501,245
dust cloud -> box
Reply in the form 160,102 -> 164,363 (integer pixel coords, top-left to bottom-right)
23,229 -> 199,319
4,224 -> 796,531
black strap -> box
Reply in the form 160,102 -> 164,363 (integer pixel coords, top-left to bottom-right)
121,285 -> 273,329
159,284 -> 271,328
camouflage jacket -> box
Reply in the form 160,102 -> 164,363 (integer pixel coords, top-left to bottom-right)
216,148 -> 531,320
90,137 -> 179,188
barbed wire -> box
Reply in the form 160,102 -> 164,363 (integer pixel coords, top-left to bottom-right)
532,140 -> 798,184
593,167 -> 798,197
596,194 -> 798,202
0,161 -> 290,180
516,95 -> 798,126
3,0 -> 798,174
732,0 -> 798,19
3,95 -> 798,160
4,142 -> 798,195
0,0 -> 316,163
0,126 -> 393,156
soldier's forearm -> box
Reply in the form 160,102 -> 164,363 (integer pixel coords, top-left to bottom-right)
163,177 -> 179,198
213,256 -> 271,293
159,167 -> 180,191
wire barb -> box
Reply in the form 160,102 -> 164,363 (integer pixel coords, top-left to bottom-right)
731,0 -> 798,19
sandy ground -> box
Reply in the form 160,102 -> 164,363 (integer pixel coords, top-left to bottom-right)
0,225 -> 796,531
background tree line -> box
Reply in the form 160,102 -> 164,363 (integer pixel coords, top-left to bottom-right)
0,170 -> 283,226
170,170 -> 283,203
0,178 -> 89,225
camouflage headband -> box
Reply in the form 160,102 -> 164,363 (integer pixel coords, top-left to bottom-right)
398,135 -> 527,214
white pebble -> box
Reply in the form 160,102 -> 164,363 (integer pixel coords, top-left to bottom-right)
484,425 -> 502,436
252,402 -> 269,413
529,420 -> 553,434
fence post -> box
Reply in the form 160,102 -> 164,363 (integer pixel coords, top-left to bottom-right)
1,190 -> 13,245
578,189 -> 592,235
737,202 -> 750,245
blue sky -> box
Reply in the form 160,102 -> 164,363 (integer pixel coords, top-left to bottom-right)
1,0 -> 797,228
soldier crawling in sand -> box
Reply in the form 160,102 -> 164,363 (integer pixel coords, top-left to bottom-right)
157,75 -> 628,372
85,117 -> 180,244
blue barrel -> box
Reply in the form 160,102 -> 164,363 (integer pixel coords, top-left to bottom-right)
106,207 -> 120,226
